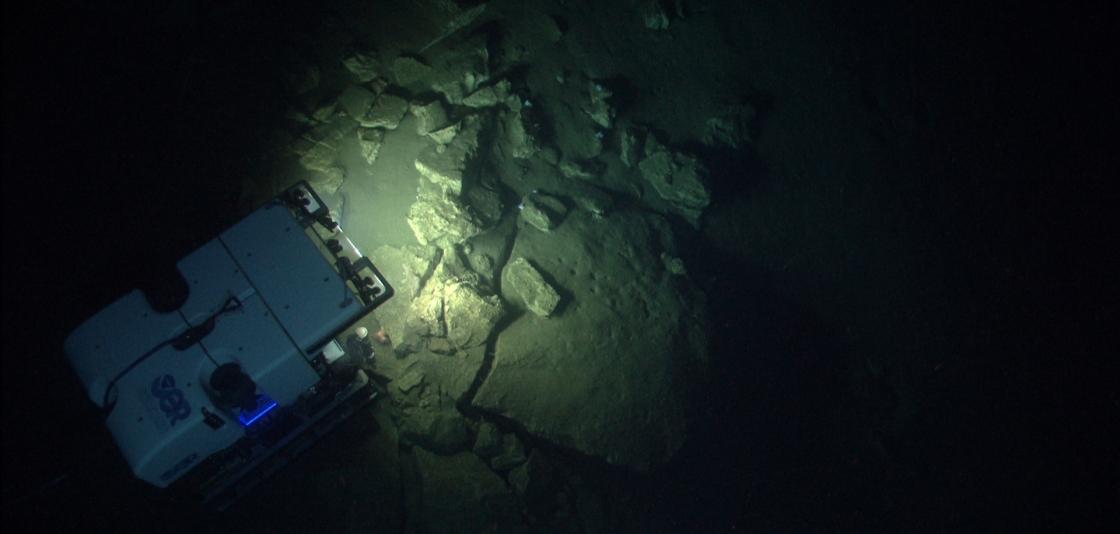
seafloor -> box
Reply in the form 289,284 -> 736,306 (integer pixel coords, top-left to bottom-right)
3,0 -> 1111,532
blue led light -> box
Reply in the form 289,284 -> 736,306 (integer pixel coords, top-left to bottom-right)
238,395 -> 278,427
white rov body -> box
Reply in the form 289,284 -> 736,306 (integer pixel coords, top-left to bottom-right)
63,182 -> 391,507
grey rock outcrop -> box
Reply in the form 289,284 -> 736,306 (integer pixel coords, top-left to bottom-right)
502,257 -> 561,317
472,210 -> 708,471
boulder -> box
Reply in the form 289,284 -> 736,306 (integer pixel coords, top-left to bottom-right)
308,166 -> 345,196
572,188 -> 613,218
584,82 -> 614,129
490,432 -> 527,471
462,79 -> 512,108
411,100 -> 450,136
391,56 -> 433,87
342,51 -> 381,82
618,127 -> 643,167
472,210 -> 708,471
395,367 -> 425,393
427,122 -> 460,146
427,35 -> 490,104
442,278 -> 506,350
357,127 -> 385,165
638,137 -> 711,227
414,115 -> 483,196
518,192 -> 568,232
642,0 -> 670,30
337,84 -> 377,121
412,449 -> 522,534
402,252 -> 505,351
472,421 -> 502,459
502,257 -> 561,317
661,252 -> 687,275
400,407 -> 469,454
370,244 -> 441,347
464,186 -> 504,227
508,449 -> 554,501
407,180 -> 485,247
283,63 -> 319,95
558,158 -> 603,180
500,106 -> 540,160
360,93 -> 409,129
701,103 -> 756,149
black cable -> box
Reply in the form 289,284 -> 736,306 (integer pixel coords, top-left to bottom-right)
101,295 -> 243,416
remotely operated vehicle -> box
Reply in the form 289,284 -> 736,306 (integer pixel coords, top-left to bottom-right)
63,181 -> 392,509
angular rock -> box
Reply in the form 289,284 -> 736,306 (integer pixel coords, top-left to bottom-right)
298,142 -> 338,173
642,0 -> 670,30
584,82 -> 614,129
395,367 -> 425,393
638,138 -> 711,227
502,257 -> 561,317
428,35 -> 490,104
464,186 -> 503,227
508,449 -> 554,501
473,210 -> 709,471
309,166 -> 345,196
411,100 -> 450,136
415,115 -> 483,196
412,449 -> 522,534
702,103 -> 756,149
490,432 -> 527,471
283,63 -> 319,95
401,407 -> 469,454
310,101 -> 337,123
661,252 -> 687,275
360,93 -> 409,129
398,251 -> 504,353
391,56 -> 433,87
619,127 -> 643,167
462,79 -> 512,108
338,84 -> 377,121
572,189 -> 613,218
558,158 -> 602,180
407,181 -> 484,246
499,106 -> 540,159
518,192 -> 568,232
427,122 -> 460,146
442,278 -> 505,350
342,51 -> 381,82
357,127 -> 385,165
473,421 -> 502,459
370,244 -> 441,347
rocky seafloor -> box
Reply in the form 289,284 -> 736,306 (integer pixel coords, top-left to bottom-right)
226,1 -> 753,532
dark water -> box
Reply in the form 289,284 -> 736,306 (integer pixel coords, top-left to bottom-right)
3,1 -> 1112,532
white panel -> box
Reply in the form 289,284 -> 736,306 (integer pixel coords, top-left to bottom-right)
219,202 -> 362,353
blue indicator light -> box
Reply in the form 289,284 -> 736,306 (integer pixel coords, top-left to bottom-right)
238,395 -> 278,427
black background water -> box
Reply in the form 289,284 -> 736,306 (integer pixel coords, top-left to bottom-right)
4,1 -> 1113,531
